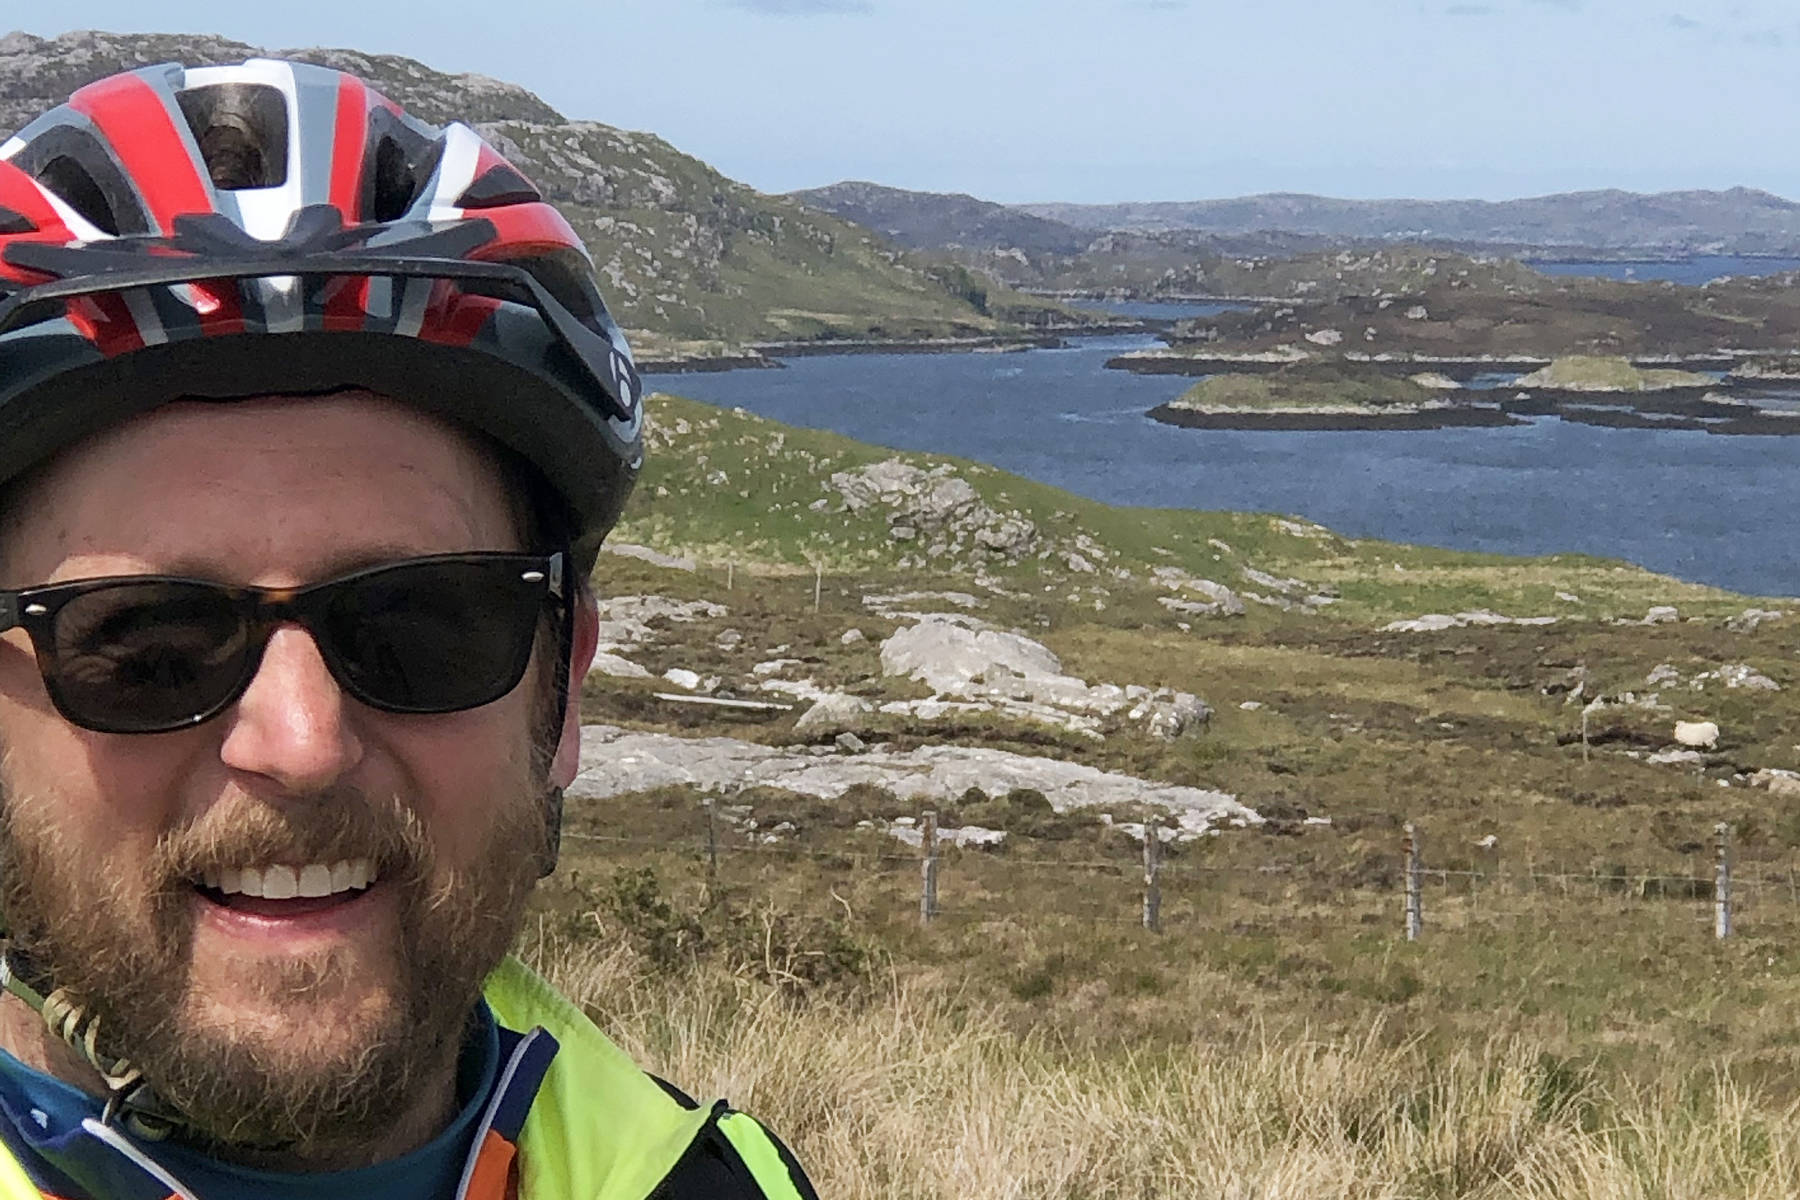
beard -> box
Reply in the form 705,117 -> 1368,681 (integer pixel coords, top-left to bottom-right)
0,775 -> 550,1164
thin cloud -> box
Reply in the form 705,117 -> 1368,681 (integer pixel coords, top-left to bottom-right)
1444,3 -> 1497,14
1526,0 -> 1583,10
719,0 -> 873,13
1668,12 -> 1702,28
1127,0 -> 1188,9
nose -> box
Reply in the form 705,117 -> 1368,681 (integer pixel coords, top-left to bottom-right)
219,625 -> 365,792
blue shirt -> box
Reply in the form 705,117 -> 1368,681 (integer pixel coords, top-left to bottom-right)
0,1004 -> 505,1200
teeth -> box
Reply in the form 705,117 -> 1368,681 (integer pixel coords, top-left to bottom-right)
213,857 -> 376,900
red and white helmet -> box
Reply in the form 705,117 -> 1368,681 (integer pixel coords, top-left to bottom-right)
0,58 -> 642,569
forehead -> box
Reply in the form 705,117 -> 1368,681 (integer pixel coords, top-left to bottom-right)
0,391 -> 521,585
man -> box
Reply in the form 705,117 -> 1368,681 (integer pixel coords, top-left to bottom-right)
0,58 -> 816,1199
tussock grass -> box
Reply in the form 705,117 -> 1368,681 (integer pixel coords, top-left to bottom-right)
525,936 -> 1800,1198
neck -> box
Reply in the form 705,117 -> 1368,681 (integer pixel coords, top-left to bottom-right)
0,990 -> 463,1171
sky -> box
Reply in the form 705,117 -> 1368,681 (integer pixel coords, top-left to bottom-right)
14,1 -> 1800,205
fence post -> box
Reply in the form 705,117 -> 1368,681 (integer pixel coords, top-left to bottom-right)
920,810 -> 939,925
726,560 -> 734,591
703,796 -> 719,890
1715,821 -> 1733,940
1404,822 -> 1423,941
1142,824 -> 1162,933
813,562 -> 823,612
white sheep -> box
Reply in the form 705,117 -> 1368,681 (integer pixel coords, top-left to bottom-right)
1673,720 -> 1720,749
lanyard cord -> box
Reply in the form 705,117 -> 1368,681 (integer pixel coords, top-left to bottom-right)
0,949 -> 180,1141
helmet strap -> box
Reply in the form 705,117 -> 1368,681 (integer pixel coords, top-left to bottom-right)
538,549 -> 577,880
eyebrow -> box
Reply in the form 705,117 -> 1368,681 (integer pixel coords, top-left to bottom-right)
152,546 -> 470,585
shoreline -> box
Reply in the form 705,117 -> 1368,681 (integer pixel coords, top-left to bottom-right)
1107,351 -> 1768,380
1146,402 -> 1523,432
638,323 -> 1152,372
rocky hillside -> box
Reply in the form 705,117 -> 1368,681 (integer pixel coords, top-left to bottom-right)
0,30 -> 1077,358
1023,188 -> 1800,254
789,181 -> 1094,257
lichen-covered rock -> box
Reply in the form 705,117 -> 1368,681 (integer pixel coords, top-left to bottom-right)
831,460 -> 1039,560
879,616 -> 1211,739
571,725 -> 1260,840
794,692 -> 874,737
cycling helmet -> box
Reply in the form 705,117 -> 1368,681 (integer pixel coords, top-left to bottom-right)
0,57 -> 643,572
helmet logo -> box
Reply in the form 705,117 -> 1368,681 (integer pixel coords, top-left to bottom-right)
608,345 -> 640,418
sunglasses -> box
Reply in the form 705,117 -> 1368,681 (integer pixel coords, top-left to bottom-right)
0,552 -> 565,735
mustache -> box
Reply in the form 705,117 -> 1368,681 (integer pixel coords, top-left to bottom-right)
148,789 -> 436,894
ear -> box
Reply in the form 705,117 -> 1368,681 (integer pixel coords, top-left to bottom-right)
549,586 -> 599,789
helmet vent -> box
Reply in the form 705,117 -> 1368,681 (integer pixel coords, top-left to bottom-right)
455,164 -> 541,211
34,155 -> 120,236
0,207 -> 35,235
175,84 -> 289,190
363,110 -> 447,223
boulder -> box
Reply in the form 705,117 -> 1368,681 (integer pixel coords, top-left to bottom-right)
1727,608 -> 1785,634
879,617 -> 1210,739
1750,769 -> 1800,799
794,692 -> 874,737
589,653 -> 652,680
1135,690 -> 1212,739
1718,664 -> 1780,691
881,620 -> 1066,694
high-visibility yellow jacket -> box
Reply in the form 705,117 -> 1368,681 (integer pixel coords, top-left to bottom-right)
0,957 -> 815,1200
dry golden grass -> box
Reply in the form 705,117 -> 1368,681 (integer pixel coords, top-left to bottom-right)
524,934 -> 1800,1199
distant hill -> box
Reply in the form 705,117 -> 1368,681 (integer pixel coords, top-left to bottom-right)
0,31 -> 1075,358
788,181 -> 1094,256
1019,189 -> 1800,254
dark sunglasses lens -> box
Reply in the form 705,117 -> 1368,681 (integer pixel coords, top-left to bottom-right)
318,559 -> 543,712
46,582 -> 249,732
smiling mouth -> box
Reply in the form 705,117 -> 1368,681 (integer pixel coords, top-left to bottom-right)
194,858 -> 378,918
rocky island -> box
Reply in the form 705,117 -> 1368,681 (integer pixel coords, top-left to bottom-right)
1148,367 -> 1519,431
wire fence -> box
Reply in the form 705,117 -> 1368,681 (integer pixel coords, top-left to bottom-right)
558,805 -> 1787,943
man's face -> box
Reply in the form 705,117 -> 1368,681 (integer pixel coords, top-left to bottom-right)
0,392 -> 553,1157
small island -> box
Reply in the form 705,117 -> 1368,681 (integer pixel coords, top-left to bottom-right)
1148,366 -> 1520,431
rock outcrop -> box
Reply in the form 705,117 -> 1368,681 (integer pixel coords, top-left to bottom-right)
589,595 -> 728,679
878,616 -> 1211,739
569,725 -> 1259,840
830,460 -> 1038,559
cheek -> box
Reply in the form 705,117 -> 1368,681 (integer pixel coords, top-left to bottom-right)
0,708 -> 200,862
381,702 -> 539,864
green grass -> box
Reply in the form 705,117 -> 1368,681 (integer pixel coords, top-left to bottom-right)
1172,367 -> 1439,412
1518,355 -> 1716,391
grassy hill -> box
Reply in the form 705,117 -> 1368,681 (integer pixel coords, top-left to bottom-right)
615,391 -> 1744,625
565,392 -> 1800,1197
0,30 -> 1082,358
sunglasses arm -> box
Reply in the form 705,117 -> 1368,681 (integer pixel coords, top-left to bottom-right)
0,593 -> 19,634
